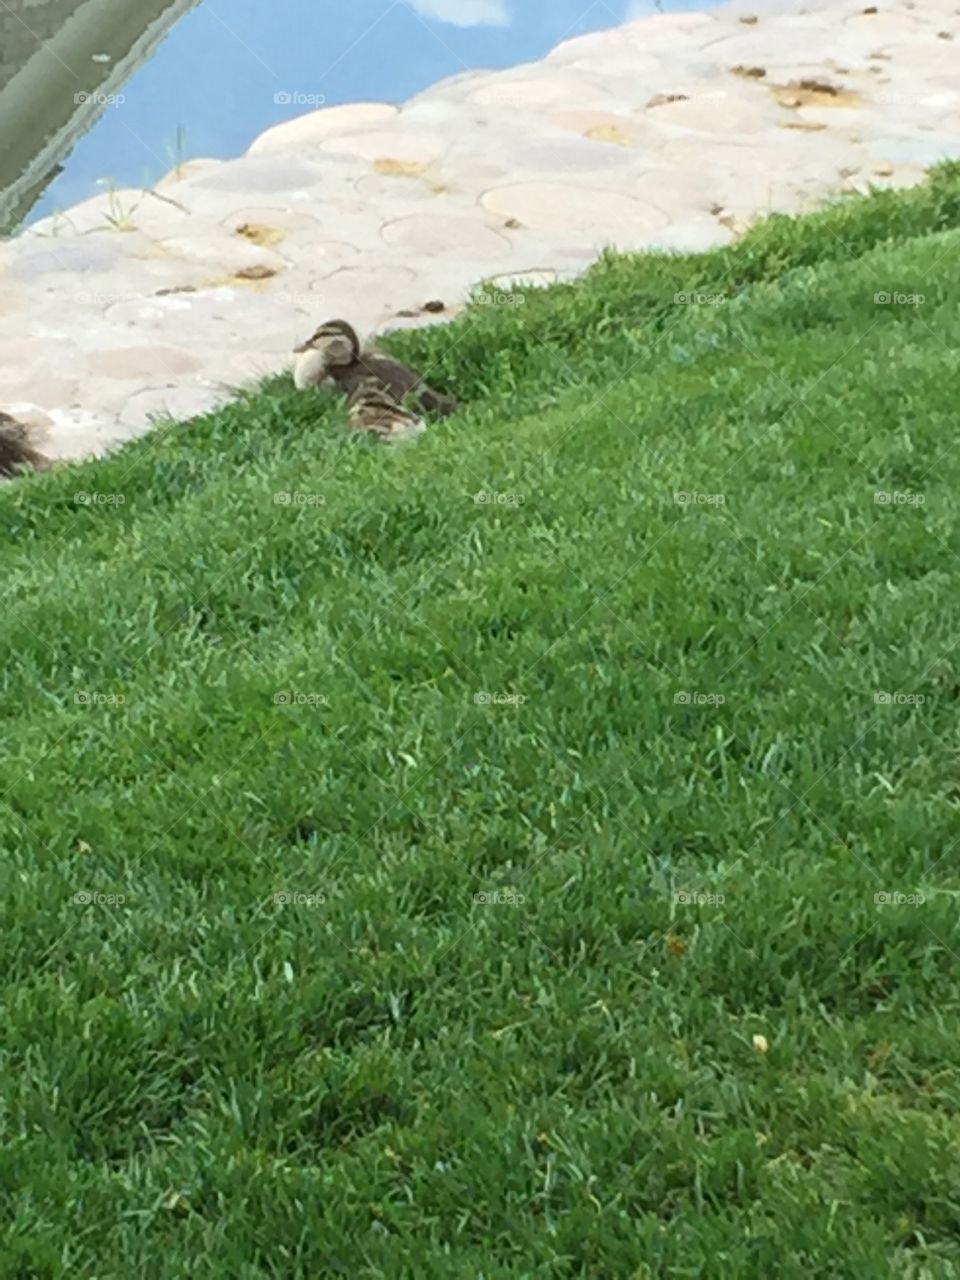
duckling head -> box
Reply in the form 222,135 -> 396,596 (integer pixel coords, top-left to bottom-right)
292,318 -> 361,389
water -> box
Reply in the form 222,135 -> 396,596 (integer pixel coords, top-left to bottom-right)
0,0 -> 709,229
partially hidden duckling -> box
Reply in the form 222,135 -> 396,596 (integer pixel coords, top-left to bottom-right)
0,412 -> 51,478
293,319 -> 459,417
346,376 -> 427,445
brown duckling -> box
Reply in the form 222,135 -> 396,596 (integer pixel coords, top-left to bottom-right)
293,319 -> 459,417
0,412 -> 51,478
346,376 -> 427,444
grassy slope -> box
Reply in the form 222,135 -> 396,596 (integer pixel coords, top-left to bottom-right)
3,164 -> 960,1277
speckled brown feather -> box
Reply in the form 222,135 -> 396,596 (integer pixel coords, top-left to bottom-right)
329,353 -> 459,417
0,413 -> 50,478
346,377 -> 426,443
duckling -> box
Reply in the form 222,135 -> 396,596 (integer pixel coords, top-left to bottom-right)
0,412 -> 50,478
292,320 -> 357,390
346,376 -> 427,444
293,319 -> 459,417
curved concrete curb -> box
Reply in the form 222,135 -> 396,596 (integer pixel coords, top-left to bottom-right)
0,0 -> 957,460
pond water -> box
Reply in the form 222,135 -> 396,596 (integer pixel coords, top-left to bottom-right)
0,0 -> 710,229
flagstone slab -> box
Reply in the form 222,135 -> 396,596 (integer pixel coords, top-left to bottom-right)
318,130 -> 448,166
156,159 -> 225,188
303,263 -> 421,312
188,157 -> 331,195
548,110 -> 648,143
118,385 -> 229,433
380,213 -> 512,260
481,183 -> 668,235
644,82 -> 780,134
248,103 -> 399,154
6,236 -> 138,279
22,190 -> 177,239
86,345 -> 204,380
468,75 -> 613,111
506,137 -> 644,175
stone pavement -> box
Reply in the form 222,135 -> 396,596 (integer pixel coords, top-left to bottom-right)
0,0 -> 957,461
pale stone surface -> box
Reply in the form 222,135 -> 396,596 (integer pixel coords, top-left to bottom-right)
202,350 -> 292,387
188,157 -> 329,194
381,214 -> 511,260
505,137 -> 641,174
156,158 -> 225,187
118,386 -> 228,432
248,104 -> 399,154
644,83 -> 777,134
155,233 -> 288,275
22,190 -> 155,238
481,183 -> 667,235
218,206 -> 325,237
469,75 -> 612,110
0,373 -> 79,406
318,129 -> 448,166
0,0 -> 957,460
86,346 -> 202,379
352,172 -> 444,204
6,237 -> 131,279
548,110 -> 648,144
648,216 -> 735,253
0,338 -> 62,377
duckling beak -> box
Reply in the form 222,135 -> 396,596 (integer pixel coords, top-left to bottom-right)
293,346 -> 332,390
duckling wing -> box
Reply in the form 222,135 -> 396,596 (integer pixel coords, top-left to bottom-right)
356,352 -> 422,400
333,355 -> 458,418
360,355 -> 458,417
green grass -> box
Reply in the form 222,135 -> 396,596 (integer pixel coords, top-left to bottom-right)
4,163 -> 960,1278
